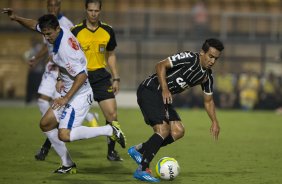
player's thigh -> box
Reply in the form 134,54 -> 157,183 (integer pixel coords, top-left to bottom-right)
40,108 -> 58,131
166,105 -> 181,122
137,86 -> 166,126
57,94 -> 92,130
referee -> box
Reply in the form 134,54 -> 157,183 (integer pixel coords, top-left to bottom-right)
71,0 -> 123,161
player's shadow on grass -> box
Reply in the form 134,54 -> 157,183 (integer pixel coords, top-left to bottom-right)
80,163 -> 133,175
48,177 -> 140,184
183,171 -> 254,177
46,164 -> 136,184
69,148 -> 106,159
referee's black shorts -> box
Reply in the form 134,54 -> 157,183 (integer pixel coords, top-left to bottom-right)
88,68 -> 115,102
137,85 -> 181,126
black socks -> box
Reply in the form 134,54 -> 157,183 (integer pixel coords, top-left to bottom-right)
42,138 -> 51,149
138,134 -> 175,153
141,133 -> 164,170
161,134 -> 175,147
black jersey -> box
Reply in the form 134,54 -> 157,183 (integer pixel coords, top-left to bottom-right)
141,51 -> 213,95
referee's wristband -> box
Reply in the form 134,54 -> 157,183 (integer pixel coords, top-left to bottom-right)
113,78 -> 120,82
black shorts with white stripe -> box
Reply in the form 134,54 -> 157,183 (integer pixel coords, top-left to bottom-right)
137,85 -> 181,126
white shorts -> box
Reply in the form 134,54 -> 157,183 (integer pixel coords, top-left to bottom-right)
38,70 -> 60,99
53,92 -> 93,129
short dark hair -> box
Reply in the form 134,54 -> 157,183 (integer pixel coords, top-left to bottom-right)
38,14 -> 59,30
47,0 -> 61,6
85,0 -> 102,9
202,38 -> 224,52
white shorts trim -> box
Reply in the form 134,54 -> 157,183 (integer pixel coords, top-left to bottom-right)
53,92 -> 93,129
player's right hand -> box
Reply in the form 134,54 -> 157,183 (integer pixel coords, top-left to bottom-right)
2,8 -> 16,20
210,122 -> 220,141
162,89 -> 173,104
52,97 -> 68,110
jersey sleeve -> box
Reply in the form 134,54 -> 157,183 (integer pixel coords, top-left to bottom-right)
168,51 -> 195,68
106,27 -> 117,51
201,70 -> 213,95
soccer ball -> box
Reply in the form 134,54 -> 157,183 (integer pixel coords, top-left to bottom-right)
155,157 -> 180,180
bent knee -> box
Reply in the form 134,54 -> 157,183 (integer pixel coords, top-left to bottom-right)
40,118 -> 49,131
58,130 -> 70,142
162,129 -> 171,138
40,110 -> 58,131
171,129 -> 185,140
154,123 -> 171,138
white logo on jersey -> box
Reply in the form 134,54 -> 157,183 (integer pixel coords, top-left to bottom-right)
176,77 -> 188,89
171,52 -> 193,61
66,63 -> 76,75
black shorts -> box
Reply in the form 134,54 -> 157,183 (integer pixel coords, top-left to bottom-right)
137,85 -> 181,126
88,68 -> 115,102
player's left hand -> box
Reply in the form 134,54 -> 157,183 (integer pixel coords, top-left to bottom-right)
210,122 -> 220,141
56,80 -> 64,93
52,97 -> 68,110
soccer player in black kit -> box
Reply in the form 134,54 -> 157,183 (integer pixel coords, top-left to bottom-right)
128,38 -> 224,182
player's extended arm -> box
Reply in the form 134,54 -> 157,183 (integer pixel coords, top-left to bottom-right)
2,8 -> 37,31
203,93 -> 220,140
156,58 -> 172,104
106,51 -> 120,94
52,72 -> 88,110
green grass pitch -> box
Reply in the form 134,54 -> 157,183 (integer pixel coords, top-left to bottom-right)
0,106 -> 282,184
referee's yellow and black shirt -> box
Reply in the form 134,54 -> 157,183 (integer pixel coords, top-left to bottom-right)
71,20 -> 117,71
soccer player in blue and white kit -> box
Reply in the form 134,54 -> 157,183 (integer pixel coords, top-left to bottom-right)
2,9 -> 126,173
27,0 -> 99,161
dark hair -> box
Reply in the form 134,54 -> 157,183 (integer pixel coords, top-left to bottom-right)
38,14 -> 59,30
202,38 -> 224,52
47,0 -> 61,6
85,0 -> 102,9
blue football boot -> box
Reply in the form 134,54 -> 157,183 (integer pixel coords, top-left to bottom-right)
133,166 -> 160,182
128,146 -> 142,165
